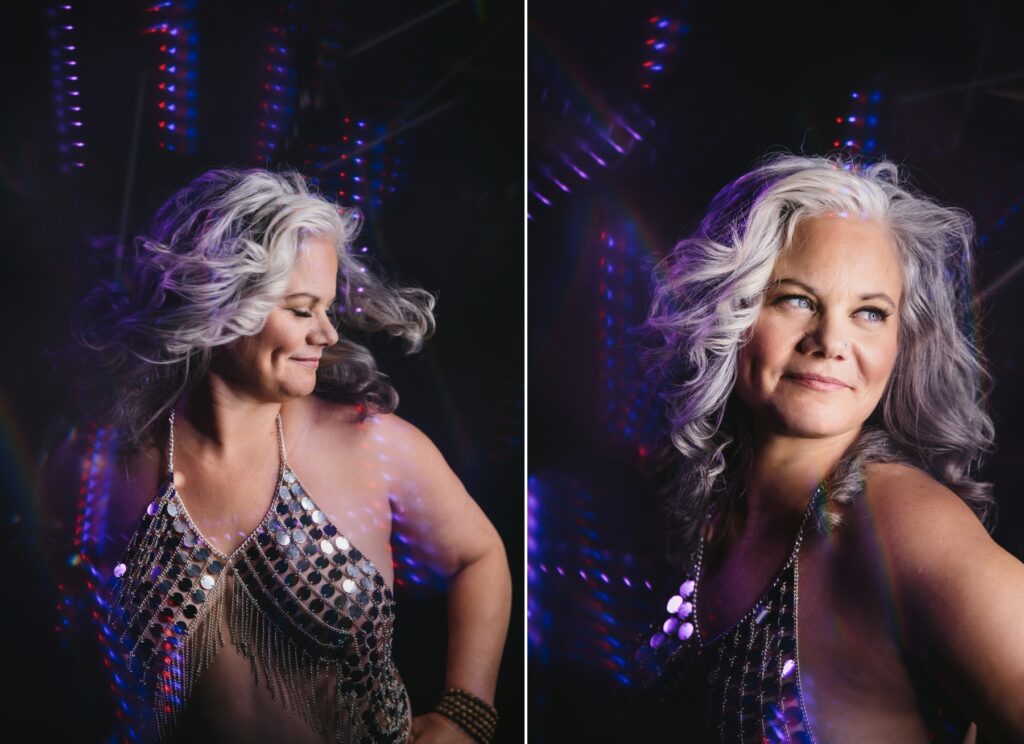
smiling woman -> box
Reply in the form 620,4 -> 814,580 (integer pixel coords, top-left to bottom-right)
43,168 -> 511,744
735,215 -> 903,441
631,153 -> 1024,742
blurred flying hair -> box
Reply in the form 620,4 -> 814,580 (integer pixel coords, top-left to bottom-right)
71,167 -> 435,453
644,152 -> 994,563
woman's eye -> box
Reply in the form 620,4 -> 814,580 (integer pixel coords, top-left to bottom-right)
778,295 -> 814,311
856,307 -> 890,323
290,308 -> 313,318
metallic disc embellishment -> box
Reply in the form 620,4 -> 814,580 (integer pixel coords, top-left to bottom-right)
342,578 -> 357,594
278,487 -> 291,500
166,502 -> 179,517
334,536 -> 350,552
113,563 -> 127,578
678,622 -> 695,640
172,520 -> 187,534
782,659 -> 796,678
283,470 -> 295,483
182,533 -> 197,548
320,540 -> 335,555
312,510 -> 325,524
300,497 -> 314,511
361,561 -> 377,576
199,574 -> 215,590
147,501 -> 160,516
666,595 -> 683,614
677,601 -> 693,619
680,580 -> 696,597
276,532 -> 291,547
292,528 -> 307,544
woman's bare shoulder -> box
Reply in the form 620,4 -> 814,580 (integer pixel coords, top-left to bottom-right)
856,461 -> 990,550
854,469 -> 1024,733
309,396 -> 434,454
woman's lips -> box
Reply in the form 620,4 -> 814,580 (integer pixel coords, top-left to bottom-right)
784,374 -> 848,391
291,358 -> 320,368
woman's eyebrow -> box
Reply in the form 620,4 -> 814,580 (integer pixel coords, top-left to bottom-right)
771,277 -> 896,307
284,292 -> 339,304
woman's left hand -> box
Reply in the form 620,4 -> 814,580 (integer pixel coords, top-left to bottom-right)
409,712 -> 476,744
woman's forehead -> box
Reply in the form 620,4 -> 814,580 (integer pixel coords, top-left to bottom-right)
288,238 -> 339,294
772,216 -> 903,296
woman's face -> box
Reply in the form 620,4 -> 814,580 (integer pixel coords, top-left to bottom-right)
218,235 -> 340,401
734,214 -> 903,441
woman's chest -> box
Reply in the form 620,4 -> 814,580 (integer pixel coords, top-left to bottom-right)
94,441 -> 396,593
657,534 -> 967,742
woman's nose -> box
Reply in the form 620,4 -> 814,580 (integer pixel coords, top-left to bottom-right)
313,312 -> 339,347
798,313 -> 849,359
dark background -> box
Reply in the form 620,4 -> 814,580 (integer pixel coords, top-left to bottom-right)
528,0 -> 1024,740
0,1 -> 522,741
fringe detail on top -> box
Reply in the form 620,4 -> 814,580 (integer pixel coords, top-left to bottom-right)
154,578 -> 227,741
227,569 -> 410,743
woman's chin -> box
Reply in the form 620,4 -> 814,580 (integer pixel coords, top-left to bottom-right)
769,414 -> 860,440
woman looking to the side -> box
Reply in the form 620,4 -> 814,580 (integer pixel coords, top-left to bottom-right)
633,154 -> 1024,742
42,168 -> 511,744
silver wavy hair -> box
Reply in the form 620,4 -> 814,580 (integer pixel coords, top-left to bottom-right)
73,168 -> 435,452
644,152 -> 995,560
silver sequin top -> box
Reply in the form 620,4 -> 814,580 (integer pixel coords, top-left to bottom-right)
89,411 -> 411,743
630,486 -> 971,742
632,494 -> 817,743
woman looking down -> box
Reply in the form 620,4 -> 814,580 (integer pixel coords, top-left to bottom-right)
43,168 -> 511,744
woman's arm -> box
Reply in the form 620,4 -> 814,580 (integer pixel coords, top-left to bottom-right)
378,414 -> 512,740
866,464 -> 1024,741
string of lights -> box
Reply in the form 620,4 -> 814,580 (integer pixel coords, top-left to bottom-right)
144,0 -> 198,154
47,3 -> 85,172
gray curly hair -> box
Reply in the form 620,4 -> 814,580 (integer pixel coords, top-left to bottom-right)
644,152 -> 995,561
73,167 -> 435,452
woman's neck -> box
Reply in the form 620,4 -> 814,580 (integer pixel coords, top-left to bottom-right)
726,426 -> 861,544
172,375 -> 283,464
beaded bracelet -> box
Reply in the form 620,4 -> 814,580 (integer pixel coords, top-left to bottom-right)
435,687 -> 498,744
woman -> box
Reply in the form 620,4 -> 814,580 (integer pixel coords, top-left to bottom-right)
43,168 -> 511,743
632,154 -> 1024,741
